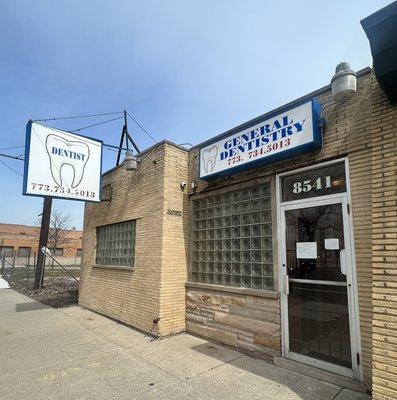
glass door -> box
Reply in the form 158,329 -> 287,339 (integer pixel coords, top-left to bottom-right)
282,200 -> 355,374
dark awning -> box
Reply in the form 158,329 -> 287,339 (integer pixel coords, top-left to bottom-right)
361,2 -> 397,104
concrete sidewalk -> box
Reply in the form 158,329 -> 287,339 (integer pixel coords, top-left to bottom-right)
0,289 -> 370,400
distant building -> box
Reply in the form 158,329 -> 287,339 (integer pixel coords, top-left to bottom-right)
0,223 -> 82,260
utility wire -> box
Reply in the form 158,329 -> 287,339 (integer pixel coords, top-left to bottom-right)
71,116 -> 124,132
125,111 -> 157,144
4,111 -> 138,159
0,145 -> 25,151
0,159 -> 23,176
32,111 -> 123,122
33,122 -> 131,155
0,152 -> 24,160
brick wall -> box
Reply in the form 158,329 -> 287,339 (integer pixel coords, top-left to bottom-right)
79,142 -> 189,337
370,75 -> 397,400
0,223 -> 82,259
159,144 -> 189,335
186,70 -> 375,386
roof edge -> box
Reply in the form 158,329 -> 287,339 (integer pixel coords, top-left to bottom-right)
102,140 -> 188,177
191,67 -> 372,151
361,1 -> 397,29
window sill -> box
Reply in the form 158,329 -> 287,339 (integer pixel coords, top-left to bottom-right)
93,264 -> 134,271
185,281 -> 279,299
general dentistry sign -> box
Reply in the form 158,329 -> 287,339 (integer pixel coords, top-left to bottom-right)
23,122 -> 102,202
199,98 -> 322,179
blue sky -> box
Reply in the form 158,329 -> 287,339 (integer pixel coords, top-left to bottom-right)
0,0 -> 391,229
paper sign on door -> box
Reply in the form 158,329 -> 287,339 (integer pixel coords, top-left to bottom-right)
296,242 -> 317,259
325,238 -> 340,250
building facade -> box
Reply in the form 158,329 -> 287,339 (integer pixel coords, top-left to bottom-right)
0,223 -> 83,262
80,66 -> 397,397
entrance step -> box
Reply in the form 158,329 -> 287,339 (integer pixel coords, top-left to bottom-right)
273,357 -> 367,393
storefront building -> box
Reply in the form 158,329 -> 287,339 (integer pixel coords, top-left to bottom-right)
80,4 -> 397,397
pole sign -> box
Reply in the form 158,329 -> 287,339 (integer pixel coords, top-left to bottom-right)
23,122 -> 102,202
199,98 -> 322,179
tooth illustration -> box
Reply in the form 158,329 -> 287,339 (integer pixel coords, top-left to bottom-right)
45,134 -> 90,188
202,145 -> 218,173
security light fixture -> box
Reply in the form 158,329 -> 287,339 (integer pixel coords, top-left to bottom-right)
331,62 -> 357,101
124,150 -> 139,171
331,178 -> 346,188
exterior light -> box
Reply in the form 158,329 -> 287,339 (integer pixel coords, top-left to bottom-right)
331,178 -> 345,188
124,150 -> 139,171
331,62 -> 357,101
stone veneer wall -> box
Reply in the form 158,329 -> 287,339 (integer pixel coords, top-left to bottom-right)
186,285 -> 280,360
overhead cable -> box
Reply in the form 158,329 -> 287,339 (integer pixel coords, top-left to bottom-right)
0,145 -> 25,151
32,111 -> 123,122
126,111 -> 157,144
71,116 -> 124,132
0,159 -> 23,176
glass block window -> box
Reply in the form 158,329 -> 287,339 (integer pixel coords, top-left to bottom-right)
96,220 -> 136,267
191,184 -> 273,290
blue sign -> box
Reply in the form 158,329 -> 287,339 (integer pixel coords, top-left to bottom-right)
199,98 -> 322,179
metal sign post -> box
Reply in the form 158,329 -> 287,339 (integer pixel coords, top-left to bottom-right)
34,197 -> 52,289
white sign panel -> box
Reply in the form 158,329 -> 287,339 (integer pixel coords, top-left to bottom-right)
325,238 -> 340,250
199,99 -> 321,179
296,242 -> 318,259
23,122 -> 102,202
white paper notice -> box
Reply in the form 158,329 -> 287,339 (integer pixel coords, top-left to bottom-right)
325,238 -> 340,250
296,242 -> 317,259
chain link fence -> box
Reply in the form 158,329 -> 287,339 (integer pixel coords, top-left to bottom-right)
0,253 -> 81,289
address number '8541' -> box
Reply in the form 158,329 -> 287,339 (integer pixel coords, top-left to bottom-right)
292,176 -> 332,194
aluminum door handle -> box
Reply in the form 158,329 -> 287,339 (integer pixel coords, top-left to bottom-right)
285,275 -> 290,295
340,249 -> 347,275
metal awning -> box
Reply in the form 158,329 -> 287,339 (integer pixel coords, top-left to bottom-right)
361,1 -> 397,104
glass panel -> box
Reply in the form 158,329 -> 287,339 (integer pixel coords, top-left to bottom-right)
288,282 -> 352,368
17,247 -> 31,258
281,162 -> 346,202
1,246 -> 14,257
191,183 -> 273,289
285,204 -> 346,282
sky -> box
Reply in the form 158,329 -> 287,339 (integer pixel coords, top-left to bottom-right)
0,0 -> 391,230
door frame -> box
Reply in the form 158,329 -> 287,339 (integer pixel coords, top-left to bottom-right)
276,157 -> 363,381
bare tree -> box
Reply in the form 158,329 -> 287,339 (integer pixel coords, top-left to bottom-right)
36,210 -> 73,265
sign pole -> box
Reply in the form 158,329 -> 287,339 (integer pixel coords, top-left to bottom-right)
34,197 -> 52,289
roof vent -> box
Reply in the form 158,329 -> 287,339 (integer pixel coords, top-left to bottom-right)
331,62 -> 357,101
